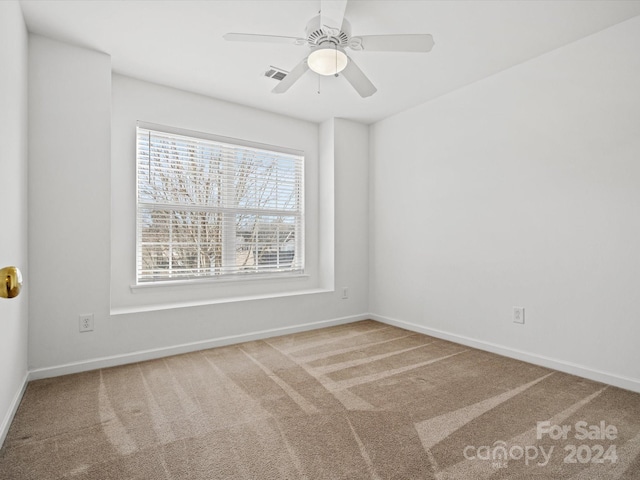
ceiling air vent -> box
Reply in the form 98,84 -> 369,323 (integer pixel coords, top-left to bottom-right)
264,66 -> 288,81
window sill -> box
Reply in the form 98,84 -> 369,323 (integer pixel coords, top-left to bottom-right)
110,285 -> 332,316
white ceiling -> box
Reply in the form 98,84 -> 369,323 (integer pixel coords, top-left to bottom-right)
19,0 -> 640,124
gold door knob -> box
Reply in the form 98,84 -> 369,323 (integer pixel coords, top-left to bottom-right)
1,266 -> 22,299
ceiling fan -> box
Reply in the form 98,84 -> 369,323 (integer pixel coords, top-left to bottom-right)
223,0 -> 434,98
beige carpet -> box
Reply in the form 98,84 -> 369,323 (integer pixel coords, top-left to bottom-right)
1,320 -> 639,479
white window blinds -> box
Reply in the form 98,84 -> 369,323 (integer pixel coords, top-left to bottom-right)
136,123 -> 304,283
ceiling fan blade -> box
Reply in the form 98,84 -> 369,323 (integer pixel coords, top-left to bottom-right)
350,34 -> 435,52
223,33 -> 305,45
272,57 -> 310,94
320,0 -> 348,34
341,57 -> 377,98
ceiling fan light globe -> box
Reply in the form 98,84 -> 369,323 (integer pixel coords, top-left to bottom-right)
307,46 -> 348,76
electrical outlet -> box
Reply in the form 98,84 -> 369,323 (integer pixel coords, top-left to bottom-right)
341,287 -> 349,299
513,307 -> 525,324
79,314 -> 94,332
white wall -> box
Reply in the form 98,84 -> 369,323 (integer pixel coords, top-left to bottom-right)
0,1 -> 29,445
334,118 -> 369,306
28,35 -> 112,373
28,36 -> 369,373
111,75 -> 323,311
370,17 -> 640,390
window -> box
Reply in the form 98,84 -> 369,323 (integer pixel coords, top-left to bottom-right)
136,122 -> 304,283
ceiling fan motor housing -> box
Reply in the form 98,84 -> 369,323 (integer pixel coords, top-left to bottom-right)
305,15 -> 351,47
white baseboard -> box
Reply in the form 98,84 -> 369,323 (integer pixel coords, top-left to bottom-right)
25,311 -> 638,408
0,371 -> 29,449
370,313 -> 640,394
29,314 -> 370,381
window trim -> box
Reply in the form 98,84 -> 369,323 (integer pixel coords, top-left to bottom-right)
129,273 -> 311,292
135,121 -> 305,284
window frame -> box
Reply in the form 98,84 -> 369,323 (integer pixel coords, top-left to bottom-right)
135,121 -> 305,285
